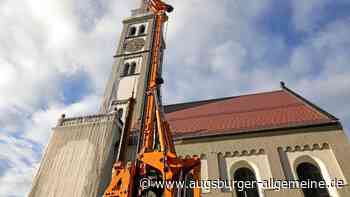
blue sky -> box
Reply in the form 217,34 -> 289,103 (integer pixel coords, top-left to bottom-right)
1,0 -> 350,195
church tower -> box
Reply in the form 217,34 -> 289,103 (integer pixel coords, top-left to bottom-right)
101,0 -> 165,127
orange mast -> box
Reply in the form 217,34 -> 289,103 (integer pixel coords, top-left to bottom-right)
104,1 -> 201,196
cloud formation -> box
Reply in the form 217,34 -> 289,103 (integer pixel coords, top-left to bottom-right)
0,0 -> 350,196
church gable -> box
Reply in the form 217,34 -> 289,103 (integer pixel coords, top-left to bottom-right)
165,84 -> 338,139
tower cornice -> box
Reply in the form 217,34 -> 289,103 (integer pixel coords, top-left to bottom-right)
123,12 -> 154,24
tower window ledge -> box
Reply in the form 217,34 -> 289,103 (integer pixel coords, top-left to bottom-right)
121,73 -> 140,78
115,50 -> 149,58
125,34 -> 147,39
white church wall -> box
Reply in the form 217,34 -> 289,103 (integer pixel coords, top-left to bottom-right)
201,159 -> 210,193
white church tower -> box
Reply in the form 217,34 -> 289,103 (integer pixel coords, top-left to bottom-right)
100,0 -> 165,127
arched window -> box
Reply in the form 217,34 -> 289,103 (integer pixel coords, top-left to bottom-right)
117,108 -> 123,120
129,62 -> 137,75
129,26 -> 136,36
234,167 -> 260,197
296,162 -> 330,197
138,25 -> 146,35
123,63 -> 130,76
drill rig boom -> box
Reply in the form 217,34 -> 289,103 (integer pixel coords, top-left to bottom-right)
104,1 -> 201,197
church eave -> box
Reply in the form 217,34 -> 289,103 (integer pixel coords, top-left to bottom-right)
173,119 -> 340,142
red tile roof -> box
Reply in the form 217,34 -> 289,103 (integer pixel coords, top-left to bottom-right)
164,88 -> 337,139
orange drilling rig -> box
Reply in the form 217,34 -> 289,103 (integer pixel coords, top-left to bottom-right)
103,0 -> 201,197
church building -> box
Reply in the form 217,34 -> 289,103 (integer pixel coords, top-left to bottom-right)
29,1 -> 350,197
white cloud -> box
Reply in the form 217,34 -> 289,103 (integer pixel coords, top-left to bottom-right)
291,0 -> 330,33
0,166 -> 36,196
23,95 -> 100,145
0,0 -> 135,134
0,134 -> 39,196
